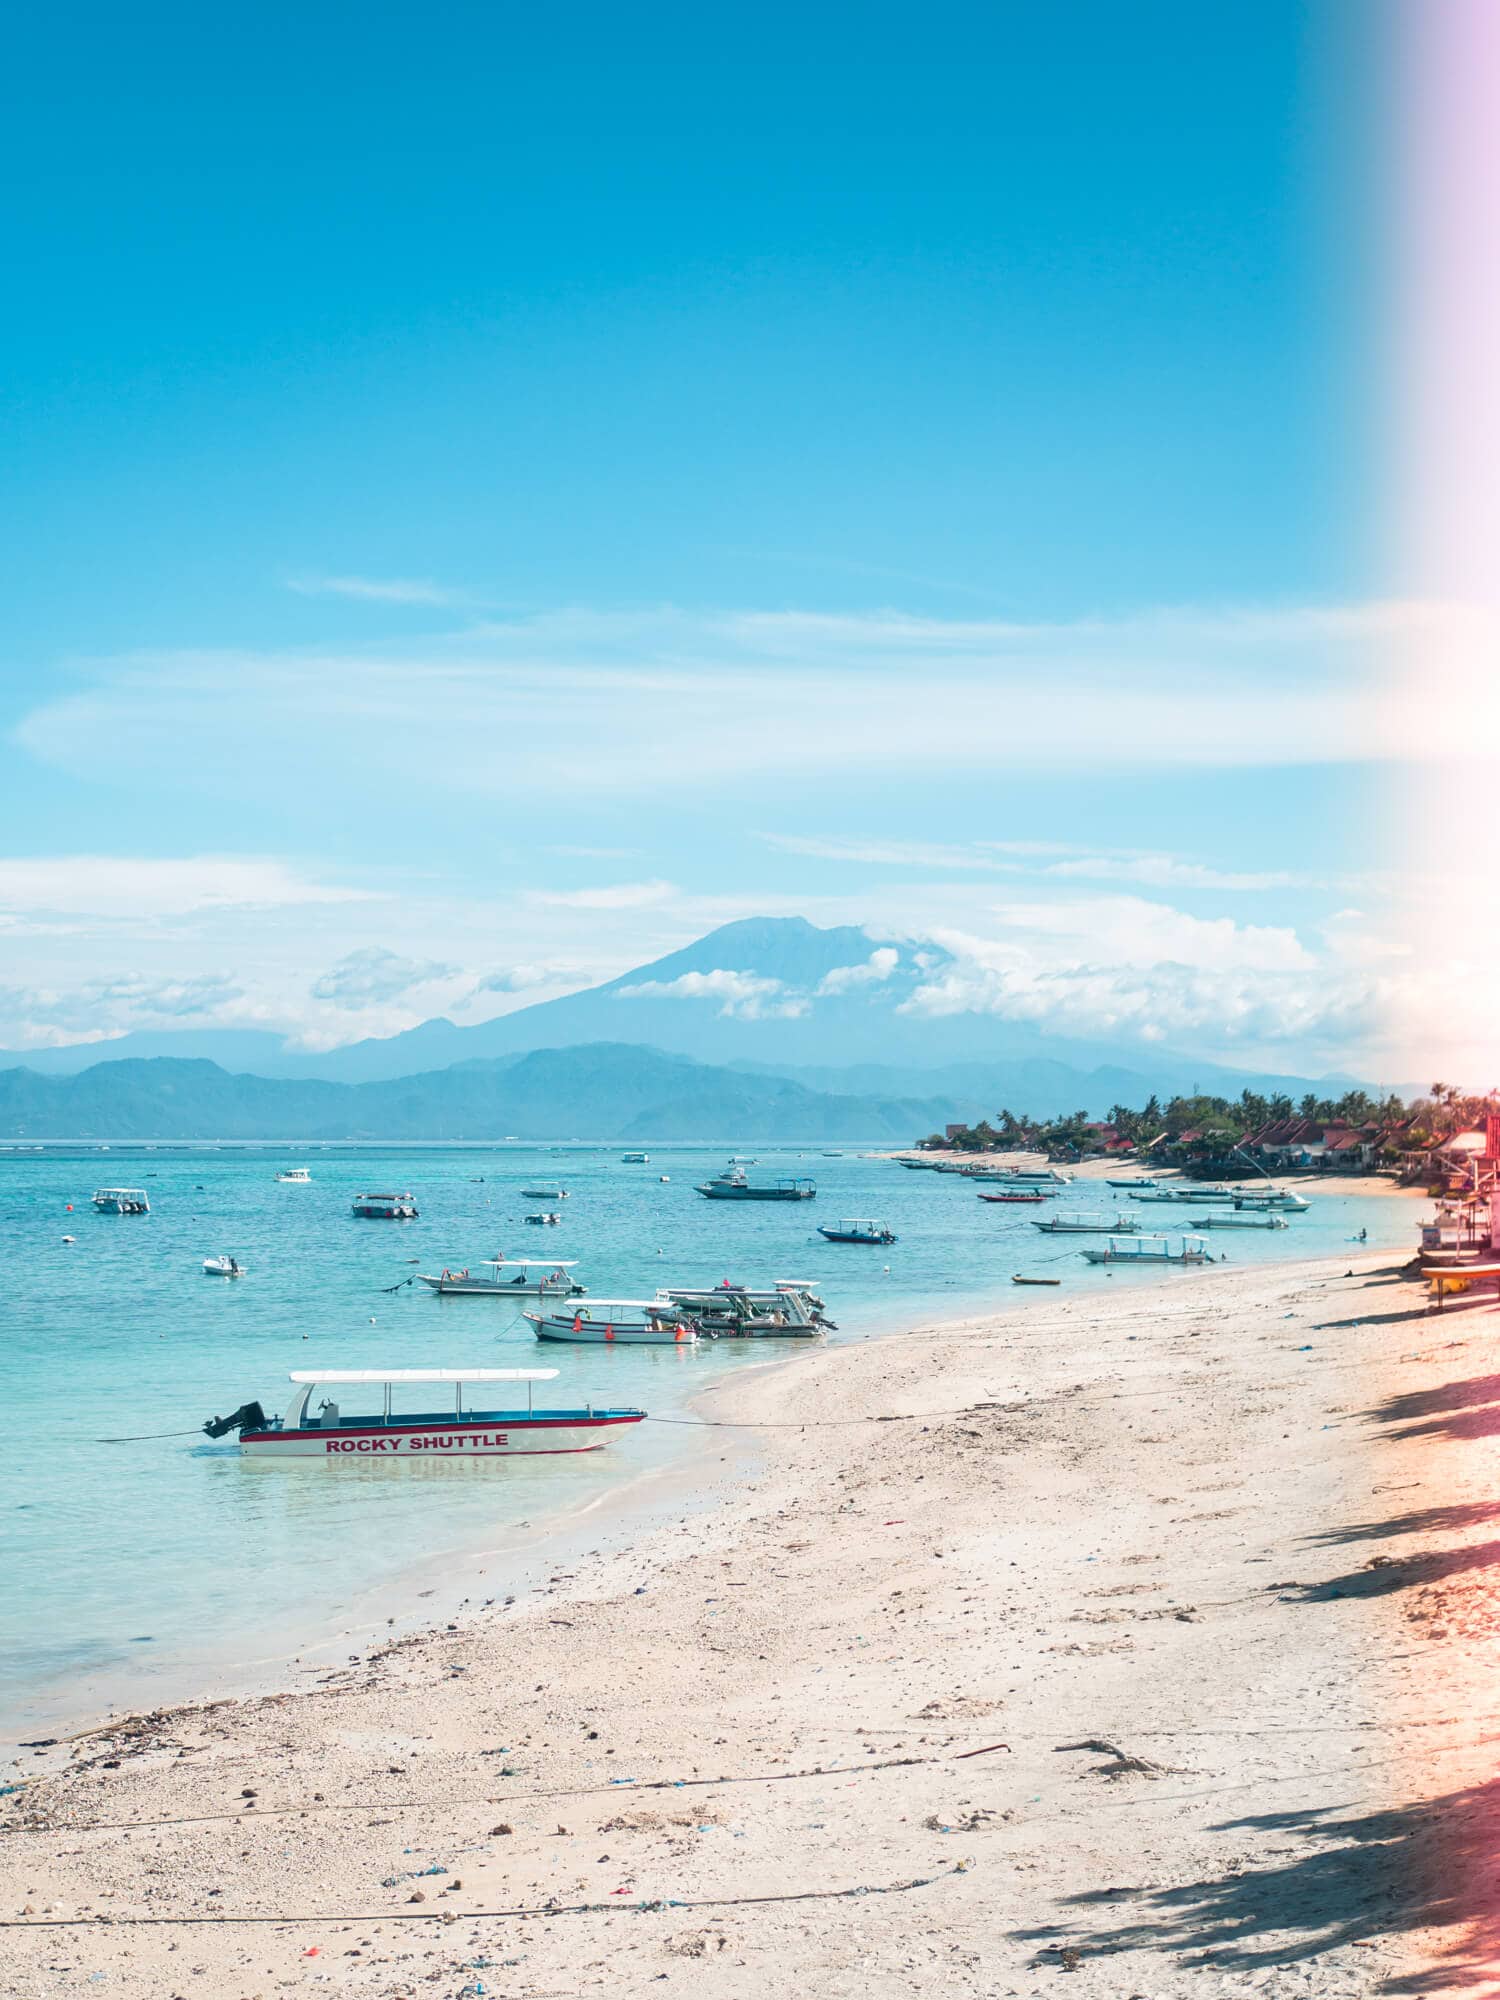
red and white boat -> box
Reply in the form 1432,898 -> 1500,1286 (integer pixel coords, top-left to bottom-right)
202,1367 -> 645,1458
526,1298 -> 698,1344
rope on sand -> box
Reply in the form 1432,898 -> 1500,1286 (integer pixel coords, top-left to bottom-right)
0,1746 -> 1011,1838
0,1863 -> 971,1930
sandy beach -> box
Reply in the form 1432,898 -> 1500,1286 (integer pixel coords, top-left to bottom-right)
6,1244 -> 1497,1997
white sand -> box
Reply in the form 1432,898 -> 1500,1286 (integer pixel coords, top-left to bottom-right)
3,1250 -> 1492,1996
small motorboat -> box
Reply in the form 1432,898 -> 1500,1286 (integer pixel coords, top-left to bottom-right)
93,1187 -> 150,1214
352,1192 -> 419,1219
202,1367 -> 645,1457
1105,1176 -> 1154,1188
418,1258 -> 584,1296
276,1167 -> 312,1184
817,1219 -> 896,1245
1012,1274 -> 1061,1285
978,1191 -> 1047,1203
526,1300 -> 697,1344
621,1152 -> 649,1164
525,1211 -> 563,1226
203,1255 -> 246,1277
522,1188 -> 569,1200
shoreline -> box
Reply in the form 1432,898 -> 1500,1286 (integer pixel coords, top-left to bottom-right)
8,1237 -> 1491,1995
3,1192 -> 1416,1757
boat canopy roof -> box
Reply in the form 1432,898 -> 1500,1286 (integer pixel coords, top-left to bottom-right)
545,1297 -> 677,1311
479,1258 -> 578,1268
288,1367 -> 560,1384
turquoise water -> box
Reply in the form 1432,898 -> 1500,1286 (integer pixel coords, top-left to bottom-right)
0,1144 -> 1413,1744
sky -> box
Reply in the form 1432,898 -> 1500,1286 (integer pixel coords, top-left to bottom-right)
4,0 -> 1480,1085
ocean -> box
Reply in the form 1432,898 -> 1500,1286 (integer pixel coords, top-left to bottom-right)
0,1142 -> 1413,1747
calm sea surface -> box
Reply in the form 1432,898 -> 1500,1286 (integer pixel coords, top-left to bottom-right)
0,1143 -> 1415,1744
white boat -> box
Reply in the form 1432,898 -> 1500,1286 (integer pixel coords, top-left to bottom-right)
276,1168 -> 312,1184
526,1299 -> 698,1345
1234,1190 -> 1311,1212
352,1192 -> 419,1219
93,1187 -> 150,1214
1187,1212 -> 1289,1230
1081,1235 -> 1210,1265
418,1258 -> 583,1297
621,1152 -> 649,1164
524,1211 -> 563,1225
521,1187 -> 569,1200
202,1368 -> 645,1458
1032,1211 -> 1140,1234
1105,1176 -> 1155,1188
203,1254 -> 247,1276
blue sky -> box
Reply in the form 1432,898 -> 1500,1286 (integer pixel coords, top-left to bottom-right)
3,1 -> 1433,1076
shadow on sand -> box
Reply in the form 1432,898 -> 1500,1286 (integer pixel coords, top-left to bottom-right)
1015,1779 -> 1500,1992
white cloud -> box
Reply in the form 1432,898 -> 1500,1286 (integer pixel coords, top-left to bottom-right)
0,855 -> 373,921
477,964 -> 576,993
310,947 -> 461,1008
760,831 -> 1350,894
14,596 -> 1472,809
980,896 -> 1315,973
891,902 -> 1358,1056
285,574 -> 468,606
616,968 -> 809,1019
527,880 -> 678,910
1042,855 -> 1304,892
816,947 -> 901,994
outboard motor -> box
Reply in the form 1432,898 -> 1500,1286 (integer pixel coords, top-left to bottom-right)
202,1400 -> 268,1440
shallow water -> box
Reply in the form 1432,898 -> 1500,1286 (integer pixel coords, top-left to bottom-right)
0,1142 -> 1414,1741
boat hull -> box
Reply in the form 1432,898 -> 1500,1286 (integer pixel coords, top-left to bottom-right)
532,1322 -> 696,1344
239,1414 -> 643,1457
695,1186 -> 815,1201
418,1275 -> 581,1296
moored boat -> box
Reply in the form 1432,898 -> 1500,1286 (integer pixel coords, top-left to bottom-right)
202,1367 -> 644,1457
1233,1190 -> 1311,1212
203,1254 -> 247,1276
418,1258 -> 584,1297
276,1167 -> 312,1183
93,1187 -> 150,1214
695,1163 -> 815,1202
1187,1212 -> 1289,1230
817,1218 -> 896,1244
1105,1176 -> 1155,1188
527,1300 -> 698,1344
352,1192 -> 419,1219
525,1211 -> 563,1225
658,1282 -> 828,1335
1032,1211 -> 1140,1234
621,1152 -> 649,1164
1080,1234 -> 1209,1265
978,1191 -> 1048,1203
522,1188 -> 569,1199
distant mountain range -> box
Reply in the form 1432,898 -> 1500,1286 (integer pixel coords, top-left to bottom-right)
0,1043 -> 981,1143
0,917 -> 1366,1138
